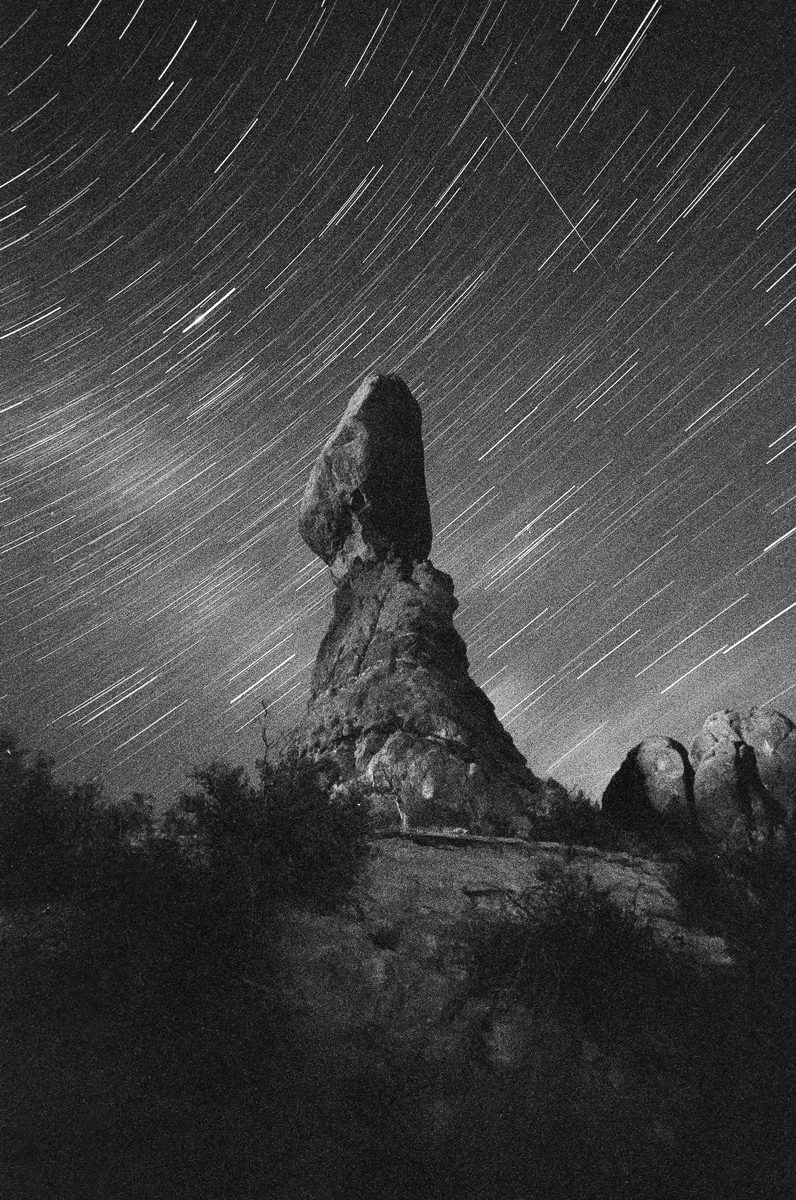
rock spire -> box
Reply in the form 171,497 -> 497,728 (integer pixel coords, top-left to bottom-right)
287,373 -> 549,835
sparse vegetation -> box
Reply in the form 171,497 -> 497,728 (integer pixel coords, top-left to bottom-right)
463,864 -> 682,1025
530,781 -> 642,851
0,727 -> 153,903
2,727 -> 796,1198
0,725 -> 372,913
454,846 -> 796,1198
0,727 -> 372,1198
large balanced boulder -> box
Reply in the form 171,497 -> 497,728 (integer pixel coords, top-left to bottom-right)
287,373 -> 548,835
601,737 -> 696,835
299,374 -> 432,583
690,708 -> 794,846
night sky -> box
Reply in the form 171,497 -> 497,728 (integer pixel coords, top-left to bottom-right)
2,0 -> 794,810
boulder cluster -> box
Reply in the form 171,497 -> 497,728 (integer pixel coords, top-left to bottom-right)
602,707 -> 796,850
287,373 -> 551,835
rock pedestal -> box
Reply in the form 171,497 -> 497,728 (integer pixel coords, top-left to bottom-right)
287,373 -> 547,835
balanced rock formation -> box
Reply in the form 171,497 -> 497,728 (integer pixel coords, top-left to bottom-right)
601,737 -> 697,835
287,373 -> 548,835
690,708 -> 795,847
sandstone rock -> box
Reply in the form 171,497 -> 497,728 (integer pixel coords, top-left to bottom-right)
288,374 -> 547,834
601,737 -> 696,833
291,558 -> 544,833
272,832 -> 734,1179
742,707 -> 796,825
299,373 -> 432,583
690,708 -> 793,846
274,832 -> 733,1046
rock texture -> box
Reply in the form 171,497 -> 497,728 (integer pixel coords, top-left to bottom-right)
601,737 -> 697,835
276,834 -> 732,1037
273,832 -> 734,1174
299,373 -> 432,583
603,708 -> 796,850
288,374 -> 548,834
690,708 -> 795,847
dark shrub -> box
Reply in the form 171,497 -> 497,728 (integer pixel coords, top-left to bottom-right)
259,752 -> 373,909
0,734 -> 371,1199
665,840 -> 796,1197
456,853 -> 796,1196
0,729 -> 103,901
465,864 -> 679,1026
529,783 -> 642,852
165,751 -> 372,911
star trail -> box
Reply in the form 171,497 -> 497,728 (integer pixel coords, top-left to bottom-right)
1,0 -> 793,807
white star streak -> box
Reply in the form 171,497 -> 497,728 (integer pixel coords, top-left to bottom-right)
660,646 -> 728,695
576,630 -> 640,680
635,596 -> 749,677
548,722 -> 609,772
158,19 -> 197,80
115,701 -> 190,750
487,609 -> 548,658
229,656 -> 296,705
465,70 -> 602,271
723,600 -> 796,655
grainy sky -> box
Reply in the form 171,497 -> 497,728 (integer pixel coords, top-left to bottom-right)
1,0 -> 793,807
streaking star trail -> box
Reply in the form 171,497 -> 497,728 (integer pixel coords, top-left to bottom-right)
0,0 -> 793,806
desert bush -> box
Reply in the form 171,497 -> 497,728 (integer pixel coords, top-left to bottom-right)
464,864 -> 681,1026
459,846 -> 796,1197
164,750 -> 372,910
529,783 -> 638,851
676,837 -> 796,929
0,728 -> 104,901
455,854 -> 796,1196
0,721 -> 371,911
664,840 -> 796,1196
71,750 -> 372,1017
0,730 -> 372,1037
258,752 -> 372,908
0,737 -> 374,1199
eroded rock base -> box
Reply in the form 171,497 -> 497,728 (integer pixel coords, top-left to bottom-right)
287,560 -> 548,834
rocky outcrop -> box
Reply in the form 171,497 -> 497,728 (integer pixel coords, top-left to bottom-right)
601,737 -> 697,835
603,708 -> 796,850
690,708 -> 795,847
276,833 -> 732,1036
742,707 -> 796,824
272,831 -> 734,1179
287,374 -> 548,835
